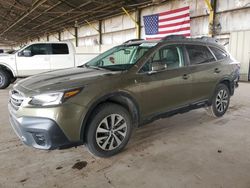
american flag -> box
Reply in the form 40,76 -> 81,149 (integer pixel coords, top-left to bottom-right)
143,6 -> 191,40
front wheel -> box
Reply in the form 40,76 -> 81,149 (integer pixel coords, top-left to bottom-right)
0,70 -> 11,89
86,103 -> 133,157
206,83 -> 230,117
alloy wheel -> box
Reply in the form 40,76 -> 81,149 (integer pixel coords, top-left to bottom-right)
215,89 -> 228,113
96,114 -> 127,151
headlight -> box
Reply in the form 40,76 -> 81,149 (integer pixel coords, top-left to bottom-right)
29,92 -> 64,106
29,89 -> 82,106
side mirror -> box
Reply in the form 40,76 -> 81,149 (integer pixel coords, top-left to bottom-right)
148,61 -> 167,75
20,49 -> 32,57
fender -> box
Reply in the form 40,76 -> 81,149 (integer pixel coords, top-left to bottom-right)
0,62 -> 17,77
208,76 -> 233,105
216,76 -> 234,93
80,90 -> 140,141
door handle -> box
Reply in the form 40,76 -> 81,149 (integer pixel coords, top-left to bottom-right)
214,68 -> 221,73
182,74 -> 189,80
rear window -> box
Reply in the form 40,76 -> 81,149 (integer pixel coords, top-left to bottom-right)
51,44 -> 69,54
186,45 -> 216,65
209,46 -> 228,60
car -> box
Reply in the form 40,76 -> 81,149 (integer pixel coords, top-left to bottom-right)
0,41 -> 97,89
8,35 -> 240,157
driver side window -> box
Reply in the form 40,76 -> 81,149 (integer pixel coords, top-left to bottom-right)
140,45 -> 184,72
21,44 -> 51,56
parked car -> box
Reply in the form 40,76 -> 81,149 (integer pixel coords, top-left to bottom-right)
8,36 -> 240,157
0,41 -> 97,89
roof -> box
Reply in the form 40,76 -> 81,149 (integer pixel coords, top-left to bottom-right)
0,0 -> 156,45
123,36 -> 223,48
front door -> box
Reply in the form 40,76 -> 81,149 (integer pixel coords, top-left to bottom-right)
136,45 -> 193,118
16,43 -> 51,76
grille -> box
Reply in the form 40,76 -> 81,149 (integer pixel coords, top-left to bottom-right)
10,90 -> 25,110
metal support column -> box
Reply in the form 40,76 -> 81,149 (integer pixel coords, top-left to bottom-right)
99,20 -> 102,45
74,26 -> 78,47
58,31 -> 61,41
122,7 -> 140,39
136,9 -> 141,39
204,0 -> 216,37
85,19 -> 101,49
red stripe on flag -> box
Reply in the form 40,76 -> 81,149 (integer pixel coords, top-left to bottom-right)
158,27 -> 190,35
159,6 -> 189,16
159,20 -> 190,29
159,13 -> 190,22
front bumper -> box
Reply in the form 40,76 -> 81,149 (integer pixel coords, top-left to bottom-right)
9,110 -> 71,150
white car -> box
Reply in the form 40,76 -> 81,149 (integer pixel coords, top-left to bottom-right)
0,41 -> 97,89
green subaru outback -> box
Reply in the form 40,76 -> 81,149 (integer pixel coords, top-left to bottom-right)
8,36 -> 239,157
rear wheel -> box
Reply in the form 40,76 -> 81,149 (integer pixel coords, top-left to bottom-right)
86,103 -> 133,157
206,84 -> 230,117
0,70 -> 11,89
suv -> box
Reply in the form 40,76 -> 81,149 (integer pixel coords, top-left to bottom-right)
8,36 -> 239,157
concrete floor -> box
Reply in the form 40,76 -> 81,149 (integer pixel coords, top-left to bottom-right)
0,83 -> 250,188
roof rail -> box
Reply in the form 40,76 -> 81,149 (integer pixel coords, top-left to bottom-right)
161,35 -> 186,41
123,39 -> 144,44
195,36 -> 218,43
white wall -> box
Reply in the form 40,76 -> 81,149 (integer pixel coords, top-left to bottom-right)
229,30 -> 250,81
0,44 -> 12,52
18,0 -> 250,47
20,0 -> 250,45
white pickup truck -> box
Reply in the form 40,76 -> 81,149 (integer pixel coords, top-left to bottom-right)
0,41 -> 97,89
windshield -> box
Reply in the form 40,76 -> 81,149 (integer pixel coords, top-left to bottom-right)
7,50 -> 17,54
85,44 -> 154,71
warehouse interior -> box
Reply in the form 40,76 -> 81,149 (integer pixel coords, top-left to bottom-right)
1,0 -> 250,79
0,0 -> 250,187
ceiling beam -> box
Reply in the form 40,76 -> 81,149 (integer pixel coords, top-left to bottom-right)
14,1 -> 62,32
31,1 -> 92,30
0,0 -> 26,10
58,0 -> 79,9
0,0 -> 48,36
17,3 -> 127,43
31,1 -> 121,32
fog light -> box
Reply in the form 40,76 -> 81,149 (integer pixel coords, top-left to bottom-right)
33,133 -> 46,146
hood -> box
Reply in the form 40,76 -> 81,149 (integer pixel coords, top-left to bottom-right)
0,53 -> 9,56
15,67 -> 121,94
0,53 -> 14,59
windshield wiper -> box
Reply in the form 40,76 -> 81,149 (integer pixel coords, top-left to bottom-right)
84,65 -> 110,71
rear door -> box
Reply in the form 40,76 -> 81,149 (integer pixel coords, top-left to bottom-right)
16,43 -> 51,76
185,44 -> 220,102
136,44 -> 193,117
50,43 -> 74,70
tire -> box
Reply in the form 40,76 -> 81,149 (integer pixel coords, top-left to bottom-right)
86,103 -> 133,157
11,77 -> 17,84
206,83 -> 230,117
0,70 -> 11,89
